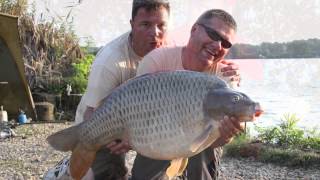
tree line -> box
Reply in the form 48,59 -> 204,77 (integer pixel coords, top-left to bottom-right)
226,38 -> 320,59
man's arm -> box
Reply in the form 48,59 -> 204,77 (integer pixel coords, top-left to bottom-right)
83,106 -> 95,121
210,60 -> 243,147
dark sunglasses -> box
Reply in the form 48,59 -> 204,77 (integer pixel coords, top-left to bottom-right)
197,23 -> 232,49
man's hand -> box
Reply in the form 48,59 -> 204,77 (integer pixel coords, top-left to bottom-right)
106,139 -> 131,155
211,116 -> 245,148
83,106 -> 95,121
219,60 -> 241,87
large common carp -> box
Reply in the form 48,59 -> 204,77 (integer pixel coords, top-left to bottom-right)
47,71 -> 262,180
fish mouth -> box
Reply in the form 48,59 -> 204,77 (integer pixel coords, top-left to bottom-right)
254,103 -> 263,117
238,104 -> 263,122
255,109 -> 263,117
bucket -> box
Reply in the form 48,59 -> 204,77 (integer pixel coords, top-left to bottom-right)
35,102 -> 55,121
0,105 -> 8,122
18,111 -> 27,124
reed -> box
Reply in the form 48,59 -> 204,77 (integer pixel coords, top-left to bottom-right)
0,0 -> 84,93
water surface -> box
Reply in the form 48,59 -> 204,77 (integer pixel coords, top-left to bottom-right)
233,58 -> 320,130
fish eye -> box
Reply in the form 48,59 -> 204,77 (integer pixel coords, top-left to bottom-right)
232,95 -> 240,102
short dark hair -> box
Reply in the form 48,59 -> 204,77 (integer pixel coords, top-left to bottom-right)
196,9 -> 237,31
131,0 -> 170,20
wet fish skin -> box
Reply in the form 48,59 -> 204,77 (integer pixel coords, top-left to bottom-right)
47,70 -> 261,179
79,71 -> 227,158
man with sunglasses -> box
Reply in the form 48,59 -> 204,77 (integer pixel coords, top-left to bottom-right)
132,9 -> 242,180
197,23 -> 232,49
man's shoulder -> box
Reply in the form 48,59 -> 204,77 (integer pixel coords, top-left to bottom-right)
148,46 -> 181,57
146,46 -> 182,63
137,46 -> 183,75
93,32 -> 131,65
103,32 -> 130,50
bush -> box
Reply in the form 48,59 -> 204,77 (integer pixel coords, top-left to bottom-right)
224,132 -> 251,157
255,114 -> 320,150
224,132 -> 320,168
223,114 -> 320,168
66,54 -> 95,94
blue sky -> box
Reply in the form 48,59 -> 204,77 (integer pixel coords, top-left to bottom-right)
32,0 -> 320,46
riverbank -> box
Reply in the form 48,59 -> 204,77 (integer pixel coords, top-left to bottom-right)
0,123 -> 319,179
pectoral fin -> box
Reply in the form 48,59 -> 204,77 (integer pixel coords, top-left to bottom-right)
189,124 -> 213,153
165,158 -> 188,179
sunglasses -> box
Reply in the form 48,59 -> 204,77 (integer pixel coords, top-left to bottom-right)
197,23 -> 232,49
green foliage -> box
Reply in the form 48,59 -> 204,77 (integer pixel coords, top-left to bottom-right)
300,127 -> 320,150
223,114 -> 320,167
46,81 -> 65,94
224,139 -> 320,168
278,114 -> 304,146
39,54 -> 94,94
235,131 -> 251,143
255,126 -> 279,144
256,114 -> 320,150
223,132 -> 251,157
66,54 -> 94,94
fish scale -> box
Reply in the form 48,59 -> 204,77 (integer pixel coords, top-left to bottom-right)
108,73 -> 201,153
110,72 -> 215,159
47,71 -> 262,180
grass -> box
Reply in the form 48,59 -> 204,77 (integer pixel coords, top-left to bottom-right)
258,147 -> 320,167
223,114 -> 320,168
224,137 -> 320,168
255,114 -> 320,151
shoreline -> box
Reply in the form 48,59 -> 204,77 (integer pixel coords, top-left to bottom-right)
0,123 -> 319,179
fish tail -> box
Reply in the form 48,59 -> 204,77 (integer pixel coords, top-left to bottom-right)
47,125 -> 80,152
70,144 -> 96,180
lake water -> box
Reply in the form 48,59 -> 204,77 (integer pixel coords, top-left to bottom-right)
232,58 -> 320,130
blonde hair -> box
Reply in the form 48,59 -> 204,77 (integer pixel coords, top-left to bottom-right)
196,9 -> 237,31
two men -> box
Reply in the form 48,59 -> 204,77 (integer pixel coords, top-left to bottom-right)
45,0 -> 240,179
